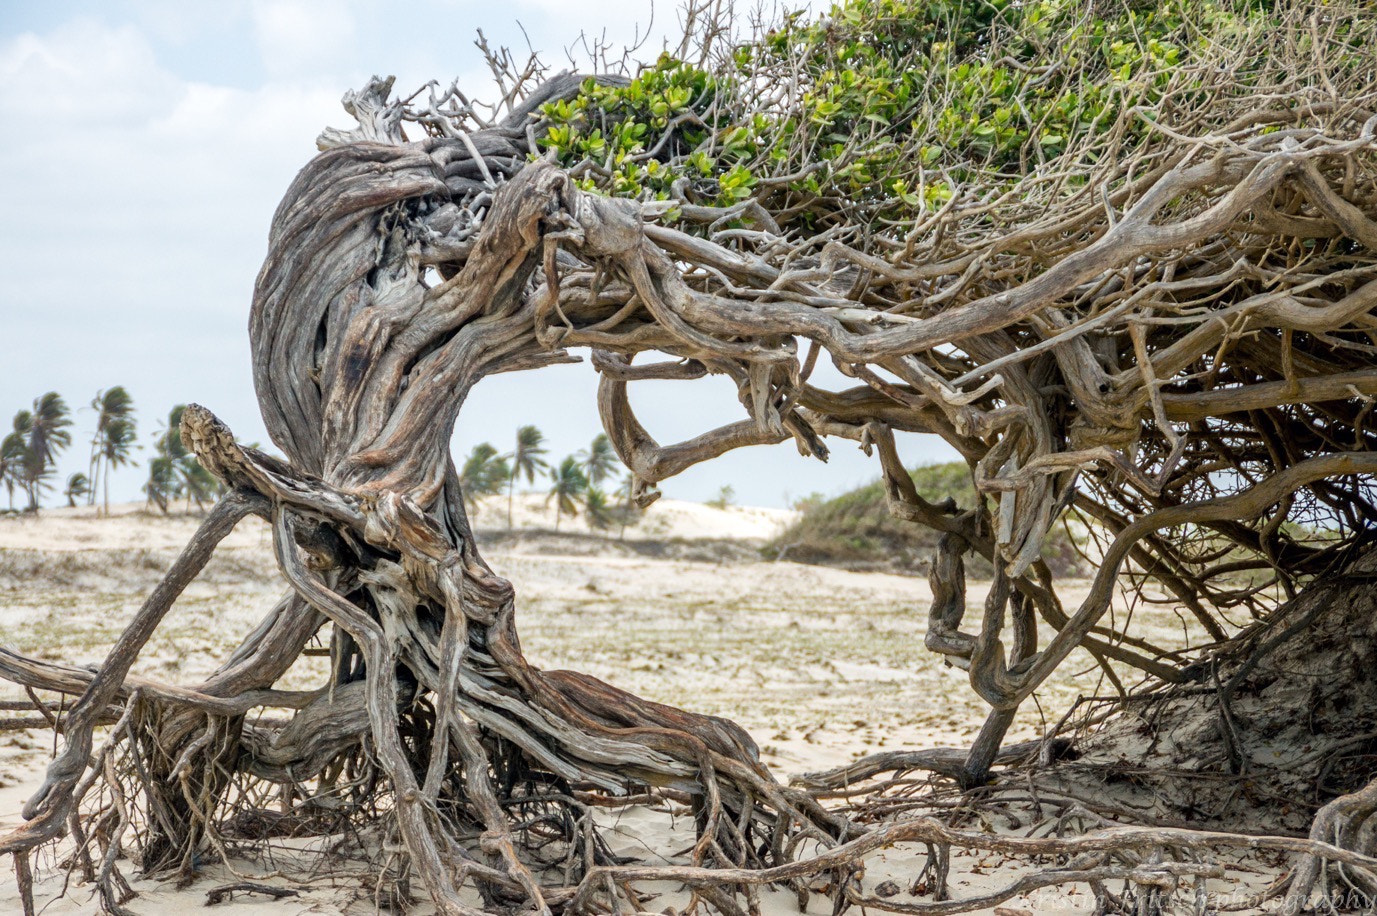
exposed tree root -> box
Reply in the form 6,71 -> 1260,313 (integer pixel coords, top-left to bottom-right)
5,514 -> 1377,915
1022,544 -> 1377,842
0,410 -> 854,914
6,3 -> 1377,910
1283,778 -> 1377,915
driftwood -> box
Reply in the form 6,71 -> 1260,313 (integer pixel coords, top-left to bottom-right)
3,1 -> 1377,912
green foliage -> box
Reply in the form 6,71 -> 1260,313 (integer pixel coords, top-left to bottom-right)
506,424 -> 551,529
707,484 -> 736,510
459,442 -> 511,516
508,425 -> 551,485
63,472 -> 90,507
769,461 -> 1086,577
179,457 -> 220,510
547,455 -> 589,531
584,487 -> 616,531
538,0 -> 1273,228
538,56 -> 740,207
90,387 -> 134,431
579,433 -> 621,488
462,443 -> 512,493
144,453 -> 177,513
26,394 -> 73,492
90,386 -> 137,512
1,414 -> 31,511
102,418 -> 137,469
145,405 -> 222,513
3,394 -> 74,512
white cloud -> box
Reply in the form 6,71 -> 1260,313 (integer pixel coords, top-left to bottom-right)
0,17 -> 343,500
122,0 -> 250,46
0,20 -> 181,122
249,0 -> 356,81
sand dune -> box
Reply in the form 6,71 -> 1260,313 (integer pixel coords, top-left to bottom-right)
0,493 -> 794,549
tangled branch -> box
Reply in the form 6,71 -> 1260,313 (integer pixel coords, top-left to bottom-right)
3,0 -> 1377,912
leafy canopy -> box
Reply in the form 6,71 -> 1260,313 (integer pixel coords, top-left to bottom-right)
539,0 -> 1269,226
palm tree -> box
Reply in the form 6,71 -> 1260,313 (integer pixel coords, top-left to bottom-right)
98,416 -> 138,516
144,454 -> 175,514
146,405 -> 221,513
179,457 -> 220,511
579,433 -> 620,488
505,425 -> 549,529
64,473 -> 90,507
88,387 -> 135,510
19,394 -> 73,512
147,407 -> 187,514
546,456 -> 588,532
458,443 -> 511,516
584,487 -> 615,532
0,417 -> 28,511
159,405 -> 190,462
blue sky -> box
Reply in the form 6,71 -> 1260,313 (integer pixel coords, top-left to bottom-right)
0,0 -> 956,509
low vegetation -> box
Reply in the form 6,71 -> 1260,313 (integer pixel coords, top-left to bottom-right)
1,393 -> 72,513
770,462 -> 1089,577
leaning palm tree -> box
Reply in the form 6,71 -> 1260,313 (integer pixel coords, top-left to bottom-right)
150,405 -> 221,512
98,416 -> 138,516
0,418 -> 26,511
546,456 -> 588,532
158,406 -> 190,463
584,487 -> 616,532
143,454 -> 175,514
88,387 -> 135,509
458,443 -> 510,516
579,433 -> 620,489
145,407 -> 188,514
178,458 -> 220,512
9,422 -> 34,512
63,473 -> 90,508
505,425 -> 549,529
21,393 -> 73,512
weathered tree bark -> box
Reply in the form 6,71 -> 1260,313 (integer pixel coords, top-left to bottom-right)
180,136 -> 846,912
5,4 -> 1377,908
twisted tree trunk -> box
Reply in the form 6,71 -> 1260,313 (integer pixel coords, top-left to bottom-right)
204,136 -> 843,910
1,98 -> 852,915
5,6 -> 1377,905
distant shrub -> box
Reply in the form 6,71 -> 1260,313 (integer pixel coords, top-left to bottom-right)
767,462 -> 1088,578
707,485 -> 736,510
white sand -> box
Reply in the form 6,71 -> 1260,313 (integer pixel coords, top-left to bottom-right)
0,493 -> 795,550
0,502 -> 1241,915
469,491 -> 796,540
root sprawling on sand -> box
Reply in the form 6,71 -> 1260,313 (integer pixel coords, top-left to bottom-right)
5,0 -> 1377,911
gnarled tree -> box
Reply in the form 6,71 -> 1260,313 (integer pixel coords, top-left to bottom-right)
4,0 -> 1377,912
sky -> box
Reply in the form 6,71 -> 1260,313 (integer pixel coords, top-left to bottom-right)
0,0 -> 957,510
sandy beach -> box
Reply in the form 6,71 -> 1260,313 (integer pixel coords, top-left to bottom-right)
0,497 -> 1240,914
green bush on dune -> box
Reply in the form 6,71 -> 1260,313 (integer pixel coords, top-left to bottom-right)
768,462 -> 1088,578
